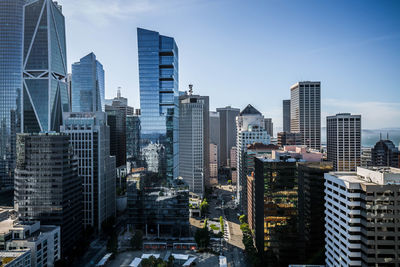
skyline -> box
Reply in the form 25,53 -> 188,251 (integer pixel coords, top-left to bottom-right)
60,0 -> 400,129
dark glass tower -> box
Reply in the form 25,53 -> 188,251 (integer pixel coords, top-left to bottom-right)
137,28 -> 179,179
71,52 -> 105,112
0,0 -> 25,187
22,0 -> 69,133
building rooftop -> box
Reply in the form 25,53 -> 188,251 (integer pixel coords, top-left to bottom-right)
329,167 -> 400,185
239,104 -> 262,116
0,250 -> 29,266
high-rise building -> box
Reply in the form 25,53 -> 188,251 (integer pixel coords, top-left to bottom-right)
0,0 -> 25,187
137,28 -> 179,180
236,105 -> 270,213
209,111 -> 220,166
277,132 -> 302,147
179,92 -> 209,196
283,99 -> 291,133
325,167 -> 400,267
61,112 -> 116,232
327,113 -> 361,171
105,105 -> 126,167
66,73 -> 72,110
106,89 -> 134,116
371,139 -> 400,168
126,115 -> 141,166
71,53 -> 105,112
361,147 -> 372,167
297,162 -> 333,264
14,133 -> 82,255
22,0 -> 69,133
263,118 -> 273,137
253,157 -> 300,266
290,81 -> 321,150
209,143 -> 218,185
217,106 -> 240,167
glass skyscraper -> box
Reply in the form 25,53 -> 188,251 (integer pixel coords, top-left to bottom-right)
71,52 -> 105,112
0,0 -> 25,187
137,28 -> 179,179
22,0 -> 69,133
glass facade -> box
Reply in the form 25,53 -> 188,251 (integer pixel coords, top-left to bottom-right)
71,52 -> 105,112
137,28 -> 179,179
22,0 -> 69,133
0,0 -> 24,187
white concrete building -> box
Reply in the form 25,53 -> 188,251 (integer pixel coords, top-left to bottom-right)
324,167 -> 400,267
209,143 -> 218,185
0,216 -> 60,267
236,105 -> 270,213
0,251 -> 31,267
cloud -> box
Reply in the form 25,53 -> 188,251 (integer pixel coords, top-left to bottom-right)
323,98 -> 400,129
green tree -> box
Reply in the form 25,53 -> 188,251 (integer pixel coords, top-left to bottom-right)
239,214 -> 247,224
131,230 -> 143,250
200,198 -> 209,215
219,216 -> 224,234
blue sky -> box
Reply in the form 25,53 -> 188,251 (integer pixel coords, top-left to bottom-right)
60,0 -> 400,130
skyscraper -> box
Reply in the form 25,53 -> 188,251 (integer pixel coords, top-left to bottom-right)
371,139 -> 400,168
126,114 -> 141,167
179,92 -> 209,196
236,105 -> 270,213
290,81 -> 321,150
22,0 -> 69,133
263,118 -> 273,137
209,111 -> 220,167
61,112 -> 116,232
216,106 -> 240,167
325,167 -> 400,267
327,113 -> 361,171
71,52 -> 105,112
14,133 -> 82,255
282,99 -> 290,132
137,28 -> 179,179
105,105 -> 126,167
0,0 -> 25,187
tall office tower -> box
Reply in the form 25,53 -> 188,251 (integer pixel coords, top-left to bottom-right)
290,81 -> 321,150
252,157 -> 299,266
137,28 -> 179,180
209,143 -> 218,185
327,113 -> 361,171
371,139 -> 400,167
105,105 -> 126,167
179,92 -> 209,196
66,73 -> 72,110
0,0 -> 25,187
297,162 -> 333,264
282,99 -> 291,132
360,147 -> 372,167
71,53 -> 105,112
217,106 -> 240,167
325,167 -> 400,267
107,89 -> 134,116
126,115 -> 141,166
236,105 -> 270,214
22,0 -> 69,133
14,133 -> 82,255
61,112 -> 116,232
209,111 -> 220,166
263,118 -> 274,137
277,132 -> 302,147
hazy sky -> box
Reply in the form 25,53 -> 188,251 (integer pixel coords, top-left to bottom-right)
59,0 -> 400,130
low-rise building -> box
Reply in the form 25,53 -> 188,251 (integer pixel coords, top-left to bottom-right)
0,213 -> 60,267
127,173 -> 190,238
277,132 -> 302,147
0,251 -> 31,267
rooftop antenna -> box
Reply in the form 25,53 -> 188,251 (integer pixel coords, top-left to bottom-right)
117,87 -> 121,98
188,84 -> 193,95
